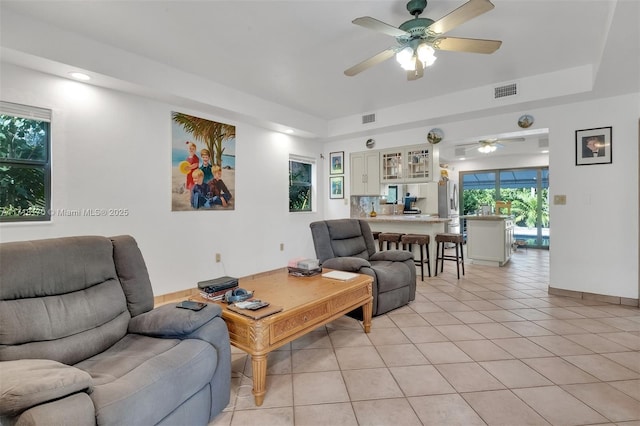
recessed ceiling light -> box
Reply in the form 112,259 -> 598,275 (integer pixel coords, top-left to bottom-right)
459,157 -> 466,161
541,150 -> 549,153
69,72 -> 91,81
284,129 -> 294,134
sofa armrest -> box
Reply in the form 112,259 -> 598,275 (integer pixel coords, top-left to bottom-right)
322,257 -> 371,272
370,250 -> 414,262
128,302 -> 223,338
7,392 -> 95,426
0,359 -> 92,417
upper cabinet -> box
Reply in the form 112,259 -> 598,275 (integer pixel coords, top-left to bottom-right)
380,150 -> 403,182
380,145 -> 436,183
350,151 -> 380,196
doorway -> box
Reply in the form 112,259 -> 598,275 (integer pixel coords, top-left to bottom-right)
460,167 -> 549,249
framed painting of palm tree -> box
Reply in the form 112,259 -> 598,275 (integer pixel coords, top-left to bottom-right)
171,111 -> 236,211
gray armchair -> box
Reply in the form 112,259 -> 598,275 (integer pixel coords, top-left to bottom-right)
0,235 -> 231,426
310,219 -> 416,317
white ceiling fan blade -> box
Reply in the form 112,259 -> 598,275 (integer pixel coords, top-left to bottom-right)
456,142 -> 481,148
353,17 -> 409,38
433,37 -> 502,54
344,48 -> 396,76
428,0 -> 495,35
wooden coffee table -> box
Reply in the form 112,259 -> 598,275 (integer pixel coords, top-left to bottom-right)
195,268 -> 373,406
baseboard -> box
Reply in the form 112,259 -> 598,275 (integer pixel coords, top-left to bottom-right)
548,286 -> 639,307
153,267 -> 286,306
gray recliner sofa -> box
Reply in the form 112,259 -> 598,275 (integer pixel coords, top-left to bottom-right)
0,235 -> 231,426
310,219 -> 416,317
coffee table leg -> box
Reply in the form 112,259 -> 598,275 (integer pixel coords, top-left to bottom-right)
362,299 -> 373,333
251,354 -> 267,406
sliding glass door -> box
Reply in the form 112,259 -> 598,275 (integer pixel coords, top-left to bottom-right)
461,167 -> 549,249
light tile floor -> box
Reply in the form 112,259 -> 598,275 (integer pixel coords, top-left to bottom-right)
210,249 -> 640,426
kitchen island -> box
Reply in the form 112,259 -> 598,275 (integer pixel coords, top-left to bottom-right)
361,215 -> 450,273
463,215 -> 514,267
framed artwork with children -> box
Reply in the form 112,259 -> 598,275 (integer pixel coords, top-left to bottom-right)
171,111 -> 236,211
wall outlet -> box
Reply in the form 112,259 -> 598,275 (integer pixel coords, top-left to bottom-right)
280,243 -> 284,251
215,253 -> 221,263
553,195 -> 567,205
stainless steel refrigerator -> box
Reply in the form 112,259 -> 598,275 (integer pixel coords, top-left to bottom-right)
438,181 -> 460,240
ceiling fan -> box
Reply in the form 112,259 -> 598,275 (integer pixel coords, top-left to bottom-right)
345,0 -> 502,80
456,137 -> 526,155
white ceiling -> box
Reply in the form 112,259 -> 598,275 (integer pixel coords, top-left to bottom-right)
1,0 -> 638,160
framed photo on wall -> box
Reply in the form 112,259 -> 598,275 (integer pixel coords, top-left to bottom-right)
330,151 -> 344,175
575,126 -> 612,166
330,176 -> 344,199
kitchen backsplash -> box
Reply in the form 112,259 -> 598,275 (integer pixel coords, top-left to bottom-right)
351,196 -> 403,217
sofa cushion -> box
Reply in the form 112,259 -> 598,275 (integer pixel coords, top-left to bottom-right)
111,235 -> 155,317
76,334 -> 217,425
0,236 -> 129,364
0,280 -> 129,365
0,236 -> 118,300
0,359 -> 92,417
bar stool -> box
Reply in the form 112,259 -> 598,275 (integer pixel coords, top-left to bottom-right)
435,233 -> 465,279
401,233 -> 431,281
378,232 -> 404,251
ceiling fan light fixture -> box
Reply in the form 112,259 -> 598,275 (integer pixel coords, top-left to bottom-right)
478,144 -> 497,154
395,46 -> 414,68
416,43 -> 436,67
401,56 -> 417,71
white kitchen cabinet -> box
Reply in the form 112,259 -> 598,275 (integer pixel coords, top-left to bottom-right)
405,146 -> 432,181
380,144 -> 437,183
380,149 -> 403,182
465,216 -> 514,267
350,151 -> 380,195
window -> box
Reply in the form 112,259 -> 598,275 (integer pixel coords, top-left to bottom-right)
0,101 -> 51,222
289,155 -> 315,212
461,166 -> 549,248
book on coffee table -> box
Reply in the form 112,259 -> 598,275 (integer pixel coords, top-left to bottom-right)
322,270 -> 359,281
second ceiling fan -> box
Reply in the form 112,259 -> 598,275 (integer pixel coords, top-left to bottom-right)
457,137 -> 526,154
345,0 -> 502,80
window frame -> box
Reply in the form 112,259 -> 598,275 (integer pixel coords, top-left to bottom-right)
0,101 -> 52,223
288,155 -> 316,213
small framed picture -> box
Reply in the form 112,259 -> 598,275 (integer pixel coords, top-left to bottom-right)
329,176 -> 344,199
329,151 -> 344,175
575,127 -> 612,166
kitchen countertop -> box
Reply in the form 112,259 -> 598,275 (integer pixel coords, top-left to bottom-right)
461,215 -> 512,220
361,215 -> 451,223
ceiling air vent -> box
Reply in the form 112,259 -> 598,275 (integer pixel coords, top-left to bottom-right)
362,113 -> 376,124
494,83 -> 517,99
454,147 -> 467,157
538,138 -> 549,148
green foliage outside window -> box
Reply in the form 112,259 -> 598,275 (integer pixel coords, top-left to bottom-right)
463,187 -> 549,228
0,113 -> 50,221
289,160 -> 312,212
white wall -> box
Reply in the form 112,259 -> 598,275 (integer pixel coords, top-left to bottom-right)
323,94 -> 639,300
2,62 -> 638,301
0,64 -> 323,295
546,94 -> 638,300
